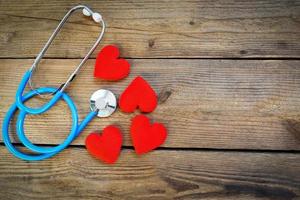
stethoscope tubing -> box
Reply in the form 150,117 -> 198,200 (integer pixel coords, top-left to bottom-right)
2,72 -> 97,161
16,71 -> 63,114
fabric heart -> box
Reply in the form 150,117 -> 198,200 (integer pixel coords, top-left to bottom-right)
85,125 -> 122,164
130,115 -> 167,155
119,76 -> 157,113
94,45 -> 130,81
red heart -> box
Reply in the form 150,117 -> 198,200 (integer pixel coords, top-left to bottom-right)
119,76 -> 157,113
94,45 -> 130,81
130,115 -> 167,155
85,125 -> 122,164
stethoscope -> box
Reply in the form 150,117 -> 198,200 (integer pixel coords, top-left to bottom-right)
2,5 -> 117,161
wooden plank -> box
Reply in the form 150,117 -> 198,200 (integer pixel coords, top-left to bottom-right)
1,59 -> 300,150
0,0 -> 300,58
0,146 -> 299,200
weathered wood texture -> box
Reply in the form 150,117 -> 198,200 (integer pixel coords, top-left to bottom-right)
0,146 -> 299,200
0,0 -> 300,58
1,59 -> 300,150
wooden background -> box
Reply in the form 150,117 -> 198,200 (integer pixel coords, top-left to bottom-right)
0,0 -> 300,199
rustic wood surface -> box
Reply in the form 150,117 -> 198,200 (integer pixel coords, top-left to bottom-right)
0,0 -> 300,199
0,0 -> 300,58
1,59 -> 300,150
1,146 -> 300,200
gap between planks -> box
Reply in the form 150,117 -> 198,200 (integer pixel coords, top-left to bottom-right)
1,143 -> 300,154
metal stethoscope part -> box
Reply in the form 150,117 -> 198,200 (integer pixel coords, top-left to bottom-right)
2,5 -> 117,161
28,5 -> 106,96
90,89 -> 117,117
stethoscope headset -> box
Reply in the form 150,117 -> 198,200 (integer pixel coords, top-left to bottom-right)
2,5 -> 118,161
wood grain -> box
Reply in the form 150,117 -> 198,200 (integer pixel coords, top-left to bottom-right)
0,0 -> 300,58
0,146 -> 299,200
1,59 -> 300,150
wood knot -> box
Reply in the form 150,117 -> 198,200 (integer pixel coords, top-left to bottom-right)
3,32 -> 16,43
240,50 -> 248,55
283,119 -> 300,140
189,21 -> 195,25
148,39 -> 155,48
158,88 -> 173,104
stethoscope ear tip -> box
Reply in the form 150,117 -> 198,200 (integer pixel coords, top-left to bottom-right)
82,8 -> 92,16
82,8 -> 102,23
92,13 -> 102,23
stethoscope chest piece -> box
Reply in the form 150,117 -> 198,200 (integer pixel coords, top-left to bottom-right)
90,89 -> 117,117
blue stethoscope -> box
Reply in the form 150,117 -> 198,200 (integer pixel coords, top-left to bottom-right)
2,5 -> 117,161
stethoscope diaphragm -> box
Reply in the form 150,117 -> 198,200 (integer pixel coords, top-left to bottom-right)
90,89 -> 117,117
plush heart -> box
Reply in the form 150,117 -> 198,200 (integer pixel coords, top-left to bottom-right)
94,45 -> 130,81
130,115 -> 167,155
85,125 -> 122,164
119,76 -> 157,113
